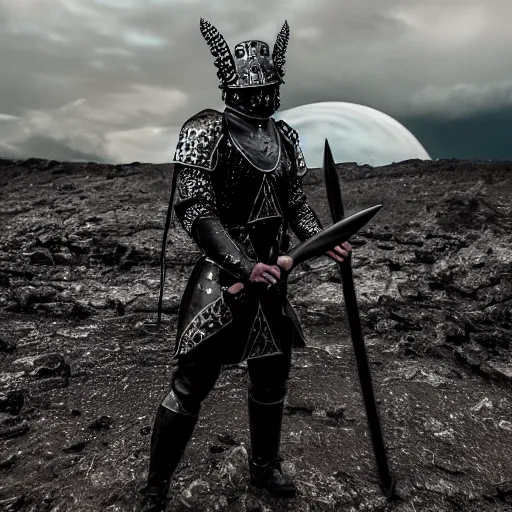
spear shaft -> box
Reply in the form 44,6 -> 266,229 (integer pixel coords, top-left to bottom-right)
323,139 -> 396,498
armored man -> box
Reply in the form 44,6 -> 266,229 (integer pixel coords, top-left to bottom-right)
139,19 -> 352,511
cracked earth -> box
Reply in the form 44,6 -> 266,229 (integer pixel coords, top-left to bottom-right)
0,157 -> 511,511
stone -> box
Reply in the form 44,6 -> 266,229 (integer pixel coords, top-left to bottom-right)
443,322 -> 468,345
14,286 -> 57,307
216,433 -> 237,446
182,478 -> 210,499
217,445 -> 248,486
498,420 -> 512,432
470,397 -> 493,413
88,415 -> 114,430
0,390 -> 24,415
0,420 -> 29,439
29,353 -> 71,379
53,247 -> 78,265
0,338 -> 16,353
30,249 -> 54,265
0,452 -> 19,469
325,405 -> 345,420
62,439 -> 90,453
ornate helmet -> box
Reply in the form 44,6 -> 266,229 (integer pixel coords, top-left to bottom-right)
199,18 -> 290,89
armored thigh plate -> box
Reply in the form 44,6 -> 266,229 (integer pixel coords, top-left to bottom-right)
161,389 -> 199,418
174,257 -> 233,358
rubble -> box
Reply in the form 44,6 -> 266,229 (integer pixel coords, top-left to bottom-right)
0,157 -> 511,511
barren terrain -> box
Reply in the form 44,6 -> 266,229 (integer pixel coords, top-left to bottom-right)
0,157 -> 511,511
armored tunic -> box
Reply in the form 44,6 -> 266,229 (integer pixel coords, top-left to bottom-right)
170,108 -> 323,365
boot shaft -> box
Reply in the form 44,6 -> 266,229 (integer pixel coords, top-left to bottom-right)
247,391 -> 285,463
144,404 -> 198,500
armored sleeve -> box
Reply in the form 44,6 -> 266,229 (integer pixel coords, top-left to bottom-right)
276,120 -> 324,242
286,171 -> 324,242
174,164 -> 254,283
172,109 -> 254,281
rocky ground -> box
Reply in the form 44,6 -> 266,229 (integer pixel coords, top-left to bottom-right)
0,156 -> 511,512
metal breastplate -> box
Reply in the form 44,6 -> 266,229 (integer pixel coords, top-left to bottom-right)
211,133 -> 294,263
224,111 -> 281,172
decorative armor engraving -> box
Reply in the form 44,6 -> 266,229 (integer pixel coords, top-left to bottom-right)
172,109 -> 223,171
276,120 -> 307,177
231,40 -> 280,88
286,172 -> 324,242
160,19 -> 324,362
175,167 -> 217,233
200,19 -> 289,90
179,294 -> 233,355
243,304 -> 283,361
272,21 -> 289,80
199,18 -> 238,88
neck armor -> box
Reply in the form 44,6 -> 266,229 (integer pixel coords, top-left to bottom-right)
199,18 -> 289,117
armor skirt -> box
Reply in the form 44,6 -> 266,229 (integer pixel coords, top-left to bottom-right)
172,256 -> 306,365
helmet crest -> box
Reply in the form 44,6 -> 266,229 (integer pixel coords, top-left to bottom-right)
272,21 -> 289,79
200,19 -> 289,89
199,18 -> 238,87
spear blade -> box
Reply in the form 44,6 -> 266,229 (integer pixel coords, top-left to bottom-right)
323,139 -> 396,499
323,138 -> 345,221
286,204 -> 382,271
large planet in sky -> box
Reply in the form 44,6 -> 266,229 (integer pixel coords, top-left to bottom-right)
275,102 -> 431,168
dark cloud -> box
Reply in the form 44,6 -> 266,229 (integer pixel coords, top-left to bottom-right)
4,135 -> 109,162
0,0 -> 511,162
401,108 -> 512,160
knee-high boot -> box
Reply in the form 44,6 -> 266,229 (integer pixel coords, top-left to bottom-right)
138,401 -> 198,512
247,391 -> 297,497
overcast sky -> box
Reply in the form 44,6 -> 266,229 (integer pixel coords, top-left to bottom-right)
1,0 -> 511,163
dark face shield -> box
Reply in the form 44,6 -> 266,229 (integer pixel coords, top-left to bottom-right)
224,84 -> 281,119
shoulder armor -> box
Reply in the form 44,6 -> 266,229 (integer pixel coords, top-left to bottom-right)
275,119 -> 308,177
172,109 -> 224,171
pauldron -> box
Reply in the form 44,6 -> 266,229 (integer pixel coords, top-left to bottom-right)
172,109 -> 224,171
275,120 -> 307,177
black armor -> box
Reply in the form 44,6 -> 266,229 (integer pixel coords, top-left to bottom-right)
139,19 -> 323,511
169,107 -> 322,364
